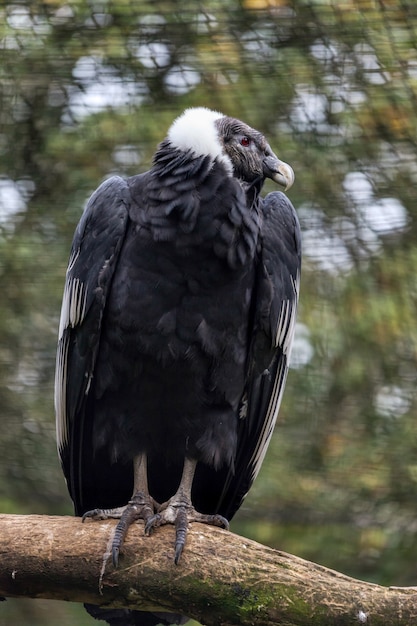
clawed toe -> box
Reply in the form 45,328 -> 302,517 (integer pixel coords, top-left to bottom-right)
112,492 -> 156,566
82,505 -> 128,521
82,458 -> 230,568
192,511 -> 229,530
145,499 -> 229,564
82,491 -> 156,567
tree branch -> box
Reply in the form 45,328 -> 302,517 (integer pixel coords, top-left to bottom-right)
1,514 -> 417,625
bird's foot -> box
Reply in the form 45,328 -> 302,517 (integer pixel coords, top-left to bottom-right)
82,505 -> 128,521
145,496 -> 229,564
82,491 -> 156,567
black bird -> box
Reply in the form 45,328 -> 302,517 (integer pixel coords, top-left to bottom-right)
55,107 -> 301,625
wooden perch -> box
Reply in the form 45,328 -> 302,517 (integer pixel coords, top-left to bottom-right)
1,514 -> 417,625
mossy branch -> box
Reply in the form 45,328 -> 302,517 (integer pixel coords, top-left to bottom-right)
1,514 -> 417,625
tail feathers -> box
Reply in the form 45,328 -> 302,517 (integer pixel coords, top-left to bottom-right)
84,604 -> 189,626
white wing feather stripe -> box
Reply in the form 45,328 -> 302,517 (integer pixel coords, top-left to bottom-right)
55,334 -> 70,450
248,355 -> 288,486
247,269 -> 301,487
67,247 -> 80,273
275,270 -> 300,353
276,300 -> 290,349
58,275 -> 87,340
55,268 -> 88,451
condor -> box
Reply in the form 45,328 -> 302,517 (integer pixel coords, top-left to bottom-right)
55,107 -> 301,625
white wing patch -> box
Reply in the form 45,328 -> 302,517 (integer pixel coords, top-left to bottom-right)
58,273 -> 88,340
248,358 -> 288,486
55,257 -> 89,451
275,270 -> 300,355
55,334 -> 70,451
247,268 -> 301,487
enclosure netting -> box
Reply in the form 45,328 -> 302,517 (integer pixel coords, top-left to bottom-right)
1,1 -> 417,623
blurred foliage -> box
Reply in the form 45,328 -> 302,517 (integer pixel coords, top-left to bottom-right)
1,0 -> 417,623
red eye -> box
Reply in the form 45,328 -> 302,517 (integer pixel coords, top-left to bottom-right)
240,136 -> 251,147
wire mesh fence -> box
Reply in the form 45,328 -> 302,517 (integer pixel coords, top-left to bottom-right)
1,0 -> 417,623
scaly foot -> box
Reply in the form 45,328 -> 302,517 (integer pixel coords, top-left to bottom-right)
82,491 -> 156,566
145,495 -> 229,564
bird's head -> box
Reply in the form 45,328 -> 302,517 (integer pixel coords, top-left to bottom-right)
167,107 -> 294,191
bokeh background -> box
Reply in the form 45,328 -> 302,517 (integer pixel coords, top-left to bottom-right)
1,0 -> 417,624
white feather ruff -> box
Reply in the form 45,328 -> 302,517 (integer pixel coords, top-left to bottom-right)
167,107 -> 233,174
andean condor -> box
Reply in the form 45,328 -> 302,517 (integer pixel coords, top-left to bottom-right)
55,107 -> 301,625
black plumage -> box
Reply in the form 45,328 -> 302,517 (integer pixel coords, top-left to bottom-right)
55,107 -> 301,625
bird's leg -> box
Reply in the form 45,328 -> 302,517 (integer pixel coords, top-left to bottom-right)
82,453 -> 157,566
145,457 -> 229,564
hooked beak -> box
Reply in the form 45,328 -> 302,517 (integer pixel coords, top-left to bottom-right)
263,153 -> 295,191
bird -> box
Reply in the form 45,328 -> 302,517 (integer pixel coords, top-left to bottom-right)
55,107 -> 301,626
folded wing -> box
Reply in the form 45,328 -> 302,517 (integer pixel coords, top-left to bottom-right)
55,176 -> 130,512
